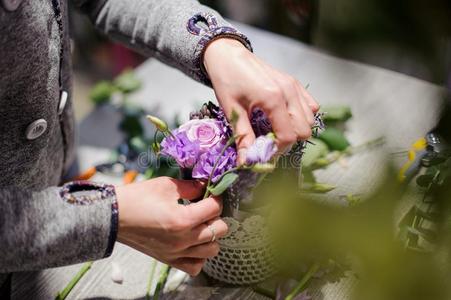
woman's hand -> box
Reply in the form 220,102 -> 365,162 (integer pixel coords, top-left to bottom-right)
116,177 -> 228,276
203,38 -> 319,163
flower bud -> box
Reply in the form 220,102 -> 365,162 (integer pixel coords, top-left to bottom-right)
146,115 -> 168,132
151,141 -> 160,154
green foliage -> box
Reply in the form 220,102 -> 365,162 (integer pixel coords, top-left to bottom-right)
321,105 -> 353,123
89,69 -> 142,105
317,128 -> 350,151
90,81 -> 115,104
301,138 -> 329,168
208,173 -> 239,196
114,69 -> 142,93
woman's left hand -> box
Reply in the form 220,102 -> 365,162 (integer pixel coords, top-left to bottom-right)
203,38 -> 319,164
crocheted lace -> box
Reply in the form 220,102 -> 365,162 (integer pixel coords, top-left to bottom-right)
203,215 -> 276,285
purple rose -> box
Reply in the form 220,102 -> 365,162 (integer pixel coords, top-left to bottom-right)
246,135 -> 277,164
192,145 -> 237,183
178,119 -> 226,152
160,131 -> 200,168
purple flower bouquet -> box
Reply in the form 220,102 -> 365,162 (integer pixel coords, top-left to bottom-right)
147,102 -> 323,284
148,102 -> 282,216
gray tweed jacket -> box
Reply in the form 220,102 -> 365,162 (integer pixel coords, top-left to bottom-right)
0,0 -> 251,293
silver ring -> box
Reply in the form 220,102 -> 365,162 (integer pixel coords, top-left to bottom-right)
207,225 -> 216,242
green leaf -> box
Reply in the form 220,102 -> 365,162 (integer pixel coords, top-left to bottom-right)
208,173 -> 239,196
114,69 -> 141,93
318,128 -> 350,151
55,262 -> 93,300
322,105 -> 352,122
90,81 -> 115,104
301,138 -> 329,168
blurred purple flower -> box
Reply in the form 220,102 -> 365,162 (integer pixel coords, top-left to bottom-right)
192,145 -> 237,183
246,135 -> 277,164
160,131 -> 200,168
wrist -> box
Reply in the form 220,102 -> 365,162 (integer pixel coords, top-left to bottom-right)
203,38 -> 248,75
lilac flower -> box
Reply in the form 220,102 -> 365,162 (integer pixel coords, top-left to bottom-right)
192,145 -> 237,183
246,135 -> 277,164
251,108 -> 272,137
160,131 -> 200,168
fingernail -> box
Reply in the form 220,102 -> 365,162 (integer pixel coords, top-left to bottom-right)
196,180 -> 207,187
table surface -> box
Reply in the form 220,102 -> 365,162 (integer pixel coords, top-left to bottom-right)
12,22 -> 445,300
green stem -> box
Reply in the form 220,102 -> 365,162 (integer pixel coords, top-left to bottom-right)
55,262 -> 93,300
145,260 -> 158,300
153,264 -> 171,300
153,130 -> 159,144
285,263 -> 319,300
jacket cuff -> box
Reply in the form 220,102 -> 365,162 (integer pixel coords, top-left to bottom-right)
60,181 -> 118,258
187,13 -> 253,85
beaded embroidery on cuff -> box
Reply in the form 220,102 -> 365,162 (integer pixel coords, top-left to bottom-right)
187,13 -> 253,85
60,181 -> 118,257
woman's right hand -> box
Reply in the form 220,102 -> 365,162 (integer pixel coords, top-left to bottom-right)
115,177 -> 228,276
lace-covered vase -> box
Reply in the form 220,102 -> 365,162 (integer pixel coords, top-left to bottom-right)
203,213 -> 276,285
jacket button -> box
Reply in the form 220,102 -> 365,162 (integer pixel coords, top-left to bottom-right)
58,91 -> 68,115
1,0 -> 22,11
25,119 -> 48,140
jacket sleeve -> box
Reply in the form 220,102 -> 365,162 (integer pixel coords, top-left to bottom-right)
0,181 -> 118,273
72,0 -> 252,85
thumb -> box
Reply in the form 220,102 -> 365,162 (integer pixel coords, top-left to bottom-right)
184,196 -> 223,227
170,179 -> 206,200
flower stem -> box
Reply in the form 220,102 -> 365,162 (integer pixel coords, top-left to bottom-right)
285,263 -> 319,300
55,262 -> 93,300
145,260 -> 158,300
153,264 -> 171,300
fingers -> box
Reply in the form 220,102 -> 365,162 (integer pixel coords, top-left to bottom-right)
279,78 -> 313,139
172,257 -> 206,276
170,178 -> 206,200
181,242 -> 220,259
300,84 -> 320,113
259,87 -> 297,151
184,196 -> 223,227
293,84 -> 315,127
231,105 -> 256,165
190,218 -> 229,246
